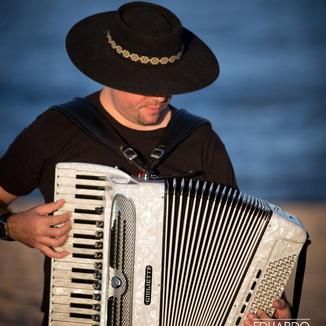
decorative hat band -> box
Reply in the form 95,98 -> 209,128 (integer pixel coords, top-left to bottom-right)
106,31 -> 183,65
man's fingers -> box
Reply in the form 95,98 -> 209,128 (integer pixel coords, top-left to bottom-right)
36,199 -> 65,216
273,298 -> 292,319
39,234 -> 69,248
273,298 -> 286,309
244,312 -> 259,326
47,211 -> 71,227
38,244 -> 70,259
256,309 -> 270,320
47,220 -> 71,238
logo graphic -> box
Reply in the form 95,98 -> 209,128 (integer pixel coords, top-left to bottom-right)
144,265 -> 153,305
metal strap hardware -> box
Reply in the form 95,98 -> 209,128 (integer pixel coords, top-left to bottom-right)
121,147 -> 138,161
53,98 -> 209,178
150,146 -> 165,160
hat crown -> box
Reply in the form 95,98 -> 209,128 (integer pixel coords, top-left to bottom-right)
109,2 -> 183,57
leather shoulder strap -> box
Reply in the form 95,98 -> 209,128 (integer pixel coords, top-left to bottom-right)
147,108 -> 210,170
51,97 -> 149,172
51,98 -> 209,177
51,97 -> 123,151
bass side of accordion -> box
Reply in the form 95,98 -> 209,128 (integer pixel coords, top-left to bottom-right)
49,162 -> 307,326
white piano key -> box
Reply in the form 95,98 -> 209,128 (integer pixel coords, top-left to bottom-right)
50,312 -> 99,324
52,303 -> 99,315
55,254 -> 102,265
56,185 -> 106,197
56,175 -> 107,186
70,222 -> 103,231
53,270 -> 98,281
52,287 -> 100,297
69,228 -> 103,237
51,321 -> 97,326
53,261 -> 97,271
71,213 -> 104,221
52,279 -> 98,290
64,238 -> 101,246
59,246 -> 102,255
53,295 -> 100,305
63,203 -> 104,212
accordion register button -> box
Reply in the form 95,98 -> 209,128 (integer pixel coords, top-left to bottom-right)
256,270 -> 262,278
245,293 -> 252,302
111,276 -> 122,289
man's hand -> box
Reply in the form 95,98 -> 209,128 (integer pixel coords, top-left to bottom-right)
244,298 -> 292,326
7,199 -> 71,258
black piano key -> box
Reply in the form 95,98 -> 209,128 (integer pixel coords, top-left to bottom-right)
70,303 -> 93,309
76,184 -> 105,191
76,174 -> 105,180
72,267 -> 95,274
75,194 -> 104,201
74,219 -> 98,225
72,252 -> 103,259
71,293 -> 93,299
71,278 -> 96,285
75,208 -> 102,215
70,303 -> 101,311
73,242 -> 103,249
72,232 -> 103,240
69,292 -> 102,301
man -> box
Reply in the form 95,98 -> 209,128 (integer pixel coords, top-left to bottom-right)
0,2 -> 291,325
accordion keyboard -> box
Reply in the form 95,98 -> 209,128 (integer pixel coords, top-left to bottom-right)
49,165 -> 114,326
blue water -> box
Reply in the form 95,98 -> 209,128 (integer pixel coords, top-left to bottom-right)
0,0 -> 325,201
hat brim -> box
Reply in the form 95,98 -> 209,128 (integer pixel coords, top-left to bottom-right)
66,11 -> 219,95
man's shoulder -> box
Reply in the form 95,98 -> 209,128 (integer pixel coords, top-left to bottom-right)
169,106 -> 212,132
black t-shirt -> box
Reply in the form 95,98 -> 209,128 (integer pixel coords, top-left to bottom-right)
0,92 -> 237,201
0,91 -> 237,320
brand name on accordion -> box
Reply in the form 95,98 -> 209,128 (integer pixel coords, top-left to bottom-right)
144,265 -> 153,305
254,320 -> 310,326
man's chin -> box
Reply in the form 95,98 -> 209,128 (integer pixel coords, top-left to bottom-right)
138,115 -> 162,126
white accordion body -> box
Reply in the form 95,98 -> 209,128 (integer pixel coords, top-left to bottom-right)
49,162 -> 307,326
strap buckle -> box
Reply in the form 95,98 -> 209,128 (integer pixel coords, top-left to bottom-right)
150,146 -> 165,160
121,147 -> 138,161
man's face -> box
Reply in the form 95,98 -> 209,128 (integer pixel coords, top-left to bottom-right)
104,88 -> 171,127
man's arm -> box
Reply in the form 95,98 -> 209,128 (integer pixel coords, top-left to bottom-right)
0,186 -> 71,258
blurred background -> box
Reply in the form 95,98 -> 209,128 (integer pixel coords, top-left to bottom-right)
0,0 -> 325,325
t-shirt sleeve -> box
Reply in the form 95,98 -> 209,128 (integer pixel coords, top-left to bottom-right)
201,124 -> 238,188
0,109 -> 71,196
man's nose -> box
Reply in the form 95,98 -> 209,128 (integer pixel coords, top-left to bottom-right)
153,95 -> 171,103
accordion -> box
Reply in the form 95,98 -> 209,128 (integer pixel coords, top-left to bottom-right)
49,162 -> 307,326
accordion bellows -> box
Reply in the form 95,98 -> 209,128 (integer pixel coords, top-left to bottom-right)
49,162 -> 307,326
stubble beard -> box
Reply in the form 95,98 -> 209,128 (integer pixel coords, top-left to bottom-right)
137,104 -> 170,126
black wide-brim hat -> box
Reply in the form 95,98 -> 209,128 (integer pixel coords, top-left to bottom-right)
66,1 -> 219,95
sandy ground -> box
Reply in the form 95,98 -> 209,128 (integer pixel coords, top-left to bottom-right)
0,201 -> 324,326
